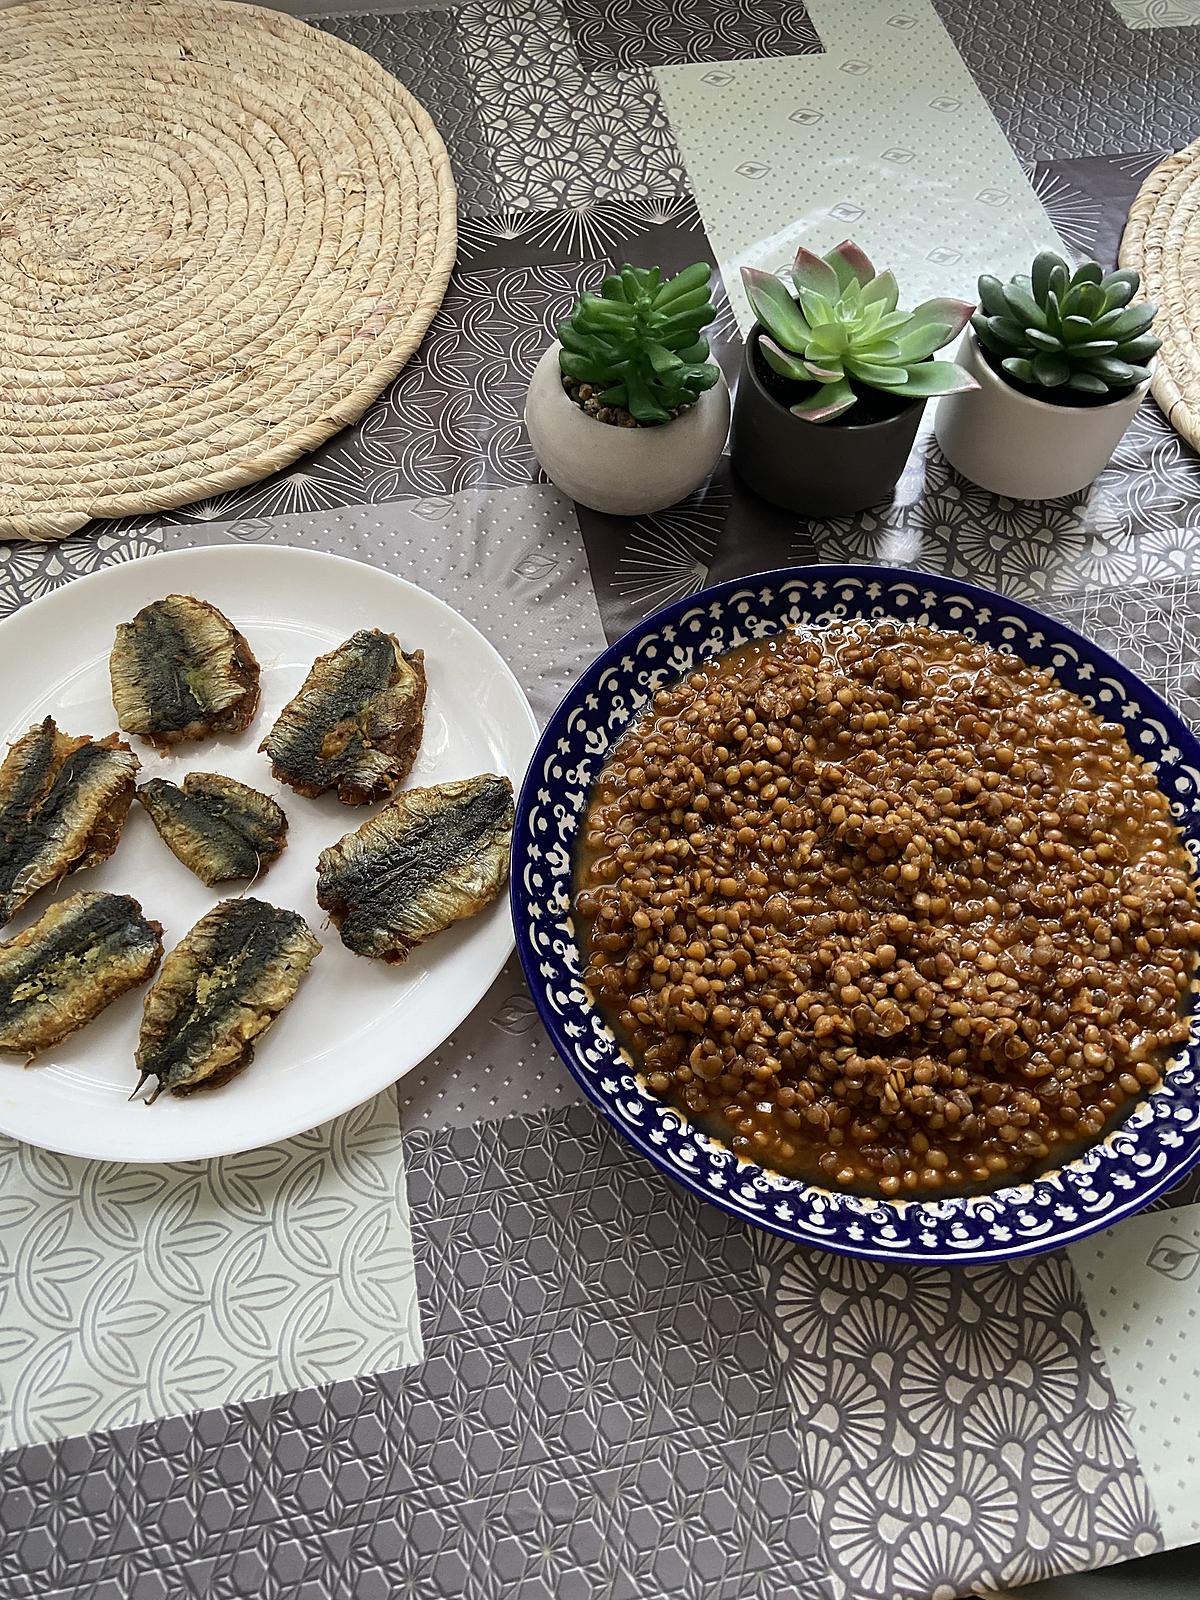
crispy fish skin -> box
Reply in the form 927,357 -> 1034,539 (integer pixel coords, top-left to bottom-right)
0,719 -> 139,927
316,774 -> 514,963
110,595 -> 261,750
137,773 -> 288,885
134,898 -> 320,1099
0,717 -> 70,835
0,891 -> 163,1057
261,630 -> 426,805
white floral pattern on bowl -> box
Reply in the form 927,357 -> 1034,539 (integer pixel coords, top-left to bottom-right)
511,566 -> 1200,1263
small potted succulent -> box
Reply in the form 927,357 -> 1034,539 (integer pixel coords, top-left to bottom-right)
934,251 -> 1162,500
730,241 -> 977,516
524,262 -> 730,517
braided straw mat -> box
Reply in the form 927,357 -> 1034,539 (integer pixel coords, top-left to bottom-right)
0,0 -> 457,541
1120,137 -> 1200,454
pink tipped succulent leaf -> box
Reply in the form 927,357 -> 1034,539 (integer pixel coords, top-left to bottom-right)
758,336 -> 811,383
803,358 -> 844,381
790,248 -> 842,303
824,240 -> 875,293
746,251 -> 979,409
907,297 -> 975,338
790,377 -> 857,423
742,266 -> 810,349
887,360 -> 980,397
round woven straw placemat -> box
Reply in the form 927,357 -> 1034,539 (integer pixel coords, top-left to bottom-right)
1120,137 -> 1200,454
0,0 -> 457,541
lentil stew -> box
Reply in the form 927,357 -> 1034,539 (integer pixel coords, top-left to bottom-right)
574,623 -> 1200,1197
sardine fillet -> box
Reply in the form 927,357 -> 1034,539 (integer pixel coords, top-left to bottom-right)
110,595 -> 260,749
261,630 -> 426,805
0,892 -> 163,1057
137,773 -> 288,885
135,898 -> 320,1098
316,774 -> 514,963
0,719 -> 139,927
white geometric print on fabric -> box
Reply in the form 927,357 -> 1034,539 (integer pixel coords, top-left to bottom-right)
1106,0 -> 1200,27
0,522 -> 162,619
1070,1204 -> 1200,1550
1061,586 -> 1200,730
654,0 -> 1065,329
560,0 -> 823,68
612,479 -> 732,613
0,1093 -> 420,1452
758,1238 -> 1162,1598
457,0 -> 688,210
397,956 -> 580,1132
158,484 -> 609,727
456,194 -> 704,265
350,264 -> 598,500
803,400 -> 1200,601
1021,163 -> 1103,263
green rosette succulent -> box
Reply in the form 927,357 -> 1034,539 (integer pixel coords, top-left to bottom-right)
741,241 -> 977,423
972,252 -> 1161,397
557,262 -> 721,426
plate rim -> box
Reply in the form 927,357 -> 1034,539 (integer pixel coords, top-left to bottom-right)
0,543 -> 539,1163
512,562 -> 1200,1264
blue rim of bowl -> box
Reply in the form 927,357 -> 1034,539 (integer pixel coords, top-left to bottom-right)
511,564 -> 1200,1263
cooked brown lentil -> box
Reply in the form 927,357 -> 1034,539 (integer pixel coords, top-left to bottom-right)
574,623 -> 1200,1196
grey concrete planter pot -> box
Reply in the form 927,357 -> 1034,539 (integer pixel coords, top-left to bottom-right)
934,331 -> 1151,501
524,343 -> 730,516
730,328 -> 926,516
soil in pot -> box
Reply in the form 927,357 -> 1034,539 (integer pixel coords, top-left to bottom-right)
975,339 -> 1141,411
751,333 -> 916,426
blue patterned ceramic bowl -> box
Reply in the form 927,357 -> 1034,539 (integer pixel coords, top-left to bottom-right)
511,567 -> 1200,1263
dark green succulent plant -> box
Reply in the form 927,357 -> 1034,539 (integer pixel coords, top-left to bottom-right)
557,262 -> 721,426
973,252 -> 1162,398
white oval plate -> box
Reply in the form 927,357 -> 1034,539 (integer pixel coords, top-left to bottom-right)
0,545 -> 538,1162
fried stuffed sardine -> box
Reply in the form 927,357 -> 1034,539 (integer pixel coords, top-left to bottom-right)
110,595 -> 260,749
261,629 -> 426,805
0,718 -> 139,927
134,897 -> 319,1100
0,891 -> 163,1058
137,773 -> 288,885
316,774 -> 513,963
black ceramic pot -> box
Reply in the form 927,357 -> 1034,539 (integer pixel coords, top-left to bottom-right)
730,327 -> 926,516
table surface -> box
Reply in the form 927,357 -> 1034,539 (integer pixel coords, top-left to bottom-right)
3,1 -> 1200,1597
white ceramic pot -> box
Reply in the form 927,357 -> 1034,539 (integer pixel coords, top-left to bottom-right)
934,332 -> 1150,501
524,343 -> 730,516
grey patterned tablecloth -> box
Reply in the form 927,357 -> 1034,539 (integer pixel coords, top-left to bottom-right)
3,0 -> 1200,1596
